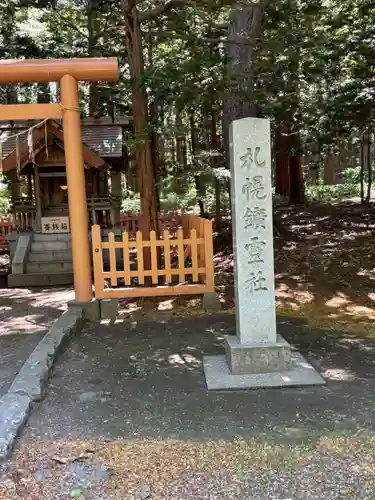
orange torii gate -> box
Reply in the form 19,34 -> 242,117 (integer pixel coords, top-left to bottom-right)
0,58 -> 118,303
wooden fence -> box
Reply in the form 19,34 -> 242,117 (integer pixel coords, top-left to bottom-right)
0,218 -> 14,251
0,212 -> 196,253
92,215 -> 215,299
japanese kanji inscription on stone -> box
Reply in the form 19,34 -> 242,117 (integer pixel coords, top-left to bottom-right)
229,117 -> 277,343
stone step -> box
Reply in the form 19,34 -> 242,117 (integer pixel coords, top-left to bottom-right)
33,233 -> 72,242
8,272 -> 74,288
26,261 -> 74,274
31,241 -> 72,252
28,250 -> 72,263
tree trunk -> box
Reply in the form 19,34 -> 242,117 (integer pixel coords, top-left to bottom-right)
360,135 -> 365,203
289,155 -> 305,204
37,84 -> 51,104
324,154 -> 340,185
366,131 -> 372,203
222,1 -> 270,159
88,2 -> 99,115
288,129 -> 305,204
210,110 -> 221,226
149,101 -> 161,214
122,1 -> 159,238
147,24 -> 161,212
274,124 -> 290,196
176,104 -> 187,169
1,4 -> 18,105
190,112 -> 205,217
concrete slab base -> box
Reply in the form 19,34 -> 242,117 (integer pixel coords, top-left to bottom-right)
203,352 -> 325,390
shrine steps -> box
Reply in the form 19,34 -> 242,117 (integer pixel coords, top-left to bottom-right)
26,232 -> 73,275
8,230 -> 114,288
33,233 -> 72,242
26,261 -> 74,274
8,232 -> 74,288
28,250 -> 73,263
8,272 -> 74,288
31,241 -> 71,252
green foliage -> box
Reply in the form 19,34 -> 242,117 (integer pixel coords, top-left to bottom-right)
0,180 -> 10,215
122,172 -> 230,215
121,193 -> 141,215
306,167 -> 362,203
2,0 -> 375,214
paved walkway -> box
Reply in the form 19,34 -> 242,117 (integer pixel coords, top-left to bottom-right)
1,313 -> 375,498
0,286 -> 74,396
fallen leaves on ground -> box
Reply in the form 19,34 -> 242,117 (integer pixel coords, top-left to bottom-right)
2,434 -> 375,499
117,202 -> 375,338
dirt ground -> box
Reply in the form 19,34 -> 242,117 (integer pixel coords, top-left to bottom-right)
116,201 -> 375,338
1,201 -> 375,498
213,201 -> 375,335
2,313 -> 375,499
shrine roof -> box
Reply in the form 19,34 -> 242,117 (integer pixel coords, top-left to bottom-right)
0,117 -> 129,159
0,120 -> 112,171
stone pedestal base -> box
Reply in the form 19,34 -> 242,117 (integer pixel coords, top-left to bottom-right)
68,299 -> 100,322
202,292 -> 221,311
225,335 -> 292,375
204,335 -> 325,390
100,298 -> 119,321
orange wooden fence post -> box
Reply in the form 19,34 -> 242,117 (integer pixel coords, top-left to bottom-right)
60,74 -> 93,302
92,224 -> 105,294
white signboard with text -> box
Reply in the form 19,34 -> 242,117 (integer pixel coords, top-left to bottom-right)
41,216 -> 70,234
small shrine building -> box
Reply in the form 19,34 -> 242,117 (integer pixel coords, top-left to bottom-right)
0,115 -> 132,287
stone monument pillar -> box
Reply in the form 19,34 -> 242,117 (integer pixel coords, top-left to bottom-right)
203,117 -> 325,390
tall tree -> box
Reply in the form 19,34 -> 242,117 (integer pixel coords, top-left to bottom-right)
222,0 -> 271,158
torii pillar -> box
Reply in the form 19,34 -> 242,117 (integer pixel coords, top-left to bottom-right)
0,58 -> 118,304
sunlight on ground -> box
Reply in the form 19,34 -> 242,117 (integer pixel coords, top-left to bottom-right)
115,283 -> 375,338
322,368 -> 357,381
168,352 -> 200,367
276,282 -> 375,336
276,283 -> 314,308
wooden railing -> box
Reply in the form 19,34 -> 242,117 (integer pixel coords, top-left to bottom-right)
14,211 -> 35,231
88,195 -> 121,227
120,213 -> 182,237
92,215 -> 215,299
120,214 -> 139,233
12,198 -> 35,232
0,218 -> 13,251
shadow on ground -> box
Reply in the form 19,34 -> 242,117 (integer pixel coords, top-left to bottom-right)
21,313 -> 375,444
3,312 -> 375,498
215,201 -> 375,333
